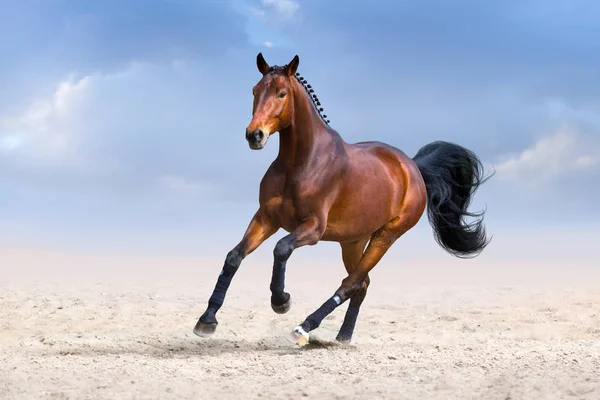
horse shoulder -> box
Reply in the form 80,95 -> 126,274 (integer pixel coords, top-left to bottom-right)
258,162 -> 285,210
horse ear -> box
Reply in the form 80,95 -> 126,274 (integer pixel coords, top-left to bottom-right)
285,55 -> 299,77
257,52 -> 270,75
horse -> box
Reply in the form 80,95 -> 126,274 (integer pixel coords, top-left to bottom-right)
193,53 -> 492,346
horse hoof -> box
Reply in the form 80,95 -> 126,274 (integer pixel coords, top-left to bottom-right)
335,335 -> 352,344
287,325 -> 309,347
271,296 -> 292,314
193,320 -> 218,337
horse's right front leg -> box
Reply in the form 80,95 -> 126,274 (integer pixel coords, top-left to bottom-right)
269,217 -> 325,314
193,210 -> 278,337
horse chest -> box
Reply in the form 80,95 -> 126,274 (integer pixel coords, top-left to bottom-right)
276,185 -> 319,231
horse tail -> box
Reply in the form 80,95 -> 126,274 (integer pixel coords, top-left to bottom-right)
412,141 -> 493,258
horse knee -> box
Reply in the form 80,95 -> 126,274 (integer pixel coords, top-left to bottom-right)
338,276 -> 369,301
350,279 -> 370,305
363,275 -> 371,289
303,229 -> 322,246
273,238 -> 294,262
225,248 -> 243,271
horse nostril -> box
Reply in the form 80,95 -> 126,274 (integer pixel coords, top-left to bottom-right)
254,130 -> 264,141
245,128 -> 252,141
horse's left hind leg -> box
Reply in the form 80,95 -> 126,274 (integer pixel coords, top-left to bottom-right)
288,227 -> 395,346
288,209 -> 422,346
335,276 -> 370,343
335,239 -> 369,343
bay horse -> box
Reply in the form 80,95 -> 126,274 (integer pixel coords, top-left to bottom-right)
193,53 -> 492,346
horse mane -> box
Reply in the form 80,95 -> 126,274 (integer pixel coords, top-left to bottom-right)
267,65 -> 330,126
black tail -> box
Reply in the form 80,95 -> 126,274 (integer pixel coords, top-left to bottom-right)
412,141 -> 493,258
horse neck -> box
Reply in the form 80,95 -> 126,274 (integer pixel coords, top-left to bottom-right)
277,80 -> 333,172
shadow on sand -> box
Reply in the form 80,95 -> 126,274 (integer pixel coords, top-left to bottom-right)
26,333 -> 356,358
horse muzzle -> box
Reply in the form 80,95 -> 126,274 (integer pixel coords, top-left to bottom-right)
245,128 -> 268,150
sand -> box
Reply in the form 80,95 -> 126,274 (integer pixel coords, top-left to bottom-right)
1,247 -> 599,399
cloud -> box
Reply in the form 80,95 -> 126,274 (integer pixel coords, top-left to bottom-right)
260,0 -> 299,20
574,155 -> 598,169
495,127 -> 600,184
0,58 -> 274,205
3,0 -> 600,251
0,62 -> 177,176
234,0 -> 299,23
232,0 -> 299,48
0,75 -> 90,168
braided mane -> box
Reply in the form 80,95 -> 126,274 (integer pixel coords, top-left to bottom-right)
293,72 -> 330,126
267,65 -> 330,126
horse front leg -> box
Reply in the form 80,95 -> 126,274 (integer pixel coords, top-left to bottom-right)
269,217 -> 325,314
193,210 -> 278,337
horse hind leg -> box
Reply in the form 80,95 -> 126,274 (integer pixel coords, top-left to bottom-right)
335,239 -> 370,343
288,204 -> 423,346
335,276 -> 370,343
288,226 -> 397,347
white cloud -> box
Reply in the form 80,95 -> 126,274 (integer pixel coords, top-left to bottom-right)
0,62 -> 173,174
0,75 -> 90,167
0,60 -> 252,202
495,127 -> 600,184
0,135 -> 25,151
575,155 -> 598,168
235,0 -> 299,22
53,77 -> 89,115
231,0 -> 299,48
260,0 -> 299,20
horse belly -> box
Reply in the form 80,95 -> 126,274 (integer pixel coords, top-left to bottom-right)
322,187 -> 399,242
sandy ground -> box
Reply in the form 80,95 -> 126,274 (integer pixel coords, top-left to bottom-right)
1,248 -> 599,399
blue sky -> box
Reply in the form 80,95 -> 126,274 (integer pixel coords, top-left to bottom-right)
1,0 -> 599,264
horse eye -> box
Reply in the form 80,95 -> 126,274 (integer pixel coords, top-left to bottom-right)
278,91 -> 287,98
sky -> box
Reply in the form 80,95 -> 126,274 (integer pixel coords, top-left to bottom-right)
1,0 -> 599,267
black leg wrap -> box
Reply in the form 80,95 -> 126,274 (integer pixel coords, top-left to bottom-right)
206,262 -> 239,312
336,304 -> 361,342
270,260 -> 288,306
194,250 -> 243,337
271,237 -> 295,310
302,295 -> 343,332
198,308 -> 217,325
